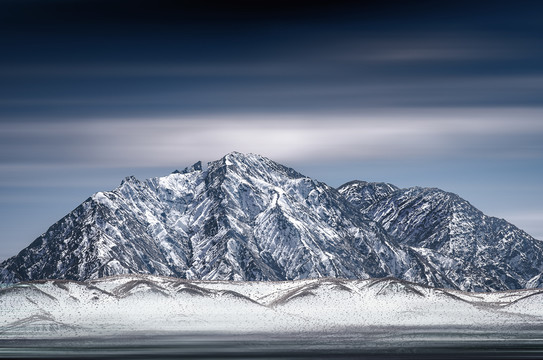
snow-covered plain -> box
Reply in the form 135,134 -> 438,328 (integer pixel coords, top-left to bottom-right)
1,274 -> 543,339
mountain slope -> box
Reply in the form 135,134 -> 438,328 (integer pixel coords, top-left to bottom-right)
1,153 -> 432,285
339,182 -> 543,291
1,152 -> 541,291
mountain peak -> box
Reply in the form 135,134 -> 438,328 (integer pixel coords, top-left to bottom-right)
1,152 -> 542,292
338,180 -> 399,210
183,161 -> 203,174
172,161 -> 203,174
205,152 -> 305,182
222,151 -> 263,165
120,175 -> 139,186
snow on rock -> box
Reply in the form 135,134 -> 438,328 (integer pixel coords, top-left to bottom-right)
339,183 -> 543,291
1,152 -> 542,292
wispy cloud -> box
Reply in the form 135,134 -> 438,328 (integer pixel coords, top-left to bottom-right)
1,75 -> 542,113
0,63 -> 297,78
334,33 -> 535,63
1,108 -> 542,168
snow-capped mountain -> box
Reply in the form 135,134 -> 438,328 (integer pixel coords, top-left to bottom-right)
339,182 -> 543,291
1,152 -> 542,291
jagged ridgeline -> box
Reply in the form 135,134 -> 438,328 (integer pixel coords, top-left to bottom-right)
1,152 -> 542,291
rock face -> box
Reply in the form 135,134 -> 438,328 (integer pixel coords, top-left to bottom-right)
1,152 -> 542,291
338,182 -> 543,291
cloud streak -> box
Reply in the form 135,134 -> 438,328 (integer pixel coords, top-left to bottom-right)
1,75 -> 542,119
0,63 -> 297,78
334,33 -> 535,63
1,108 -> 542,168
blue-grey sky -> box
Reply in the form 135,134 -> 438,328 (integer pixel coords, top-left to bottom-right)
1,0 -> 543,261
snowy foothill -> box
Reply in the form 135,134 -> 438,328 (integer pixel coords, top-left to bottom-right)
1,275 -> 543,339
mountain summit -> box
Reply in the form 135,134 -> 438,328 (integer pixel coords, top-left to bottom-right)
1,152 -> 542,291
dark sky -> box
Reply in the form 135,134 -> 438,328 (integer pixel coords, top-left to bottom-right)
1,0 -> 543,259
1,0 -> 542,119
